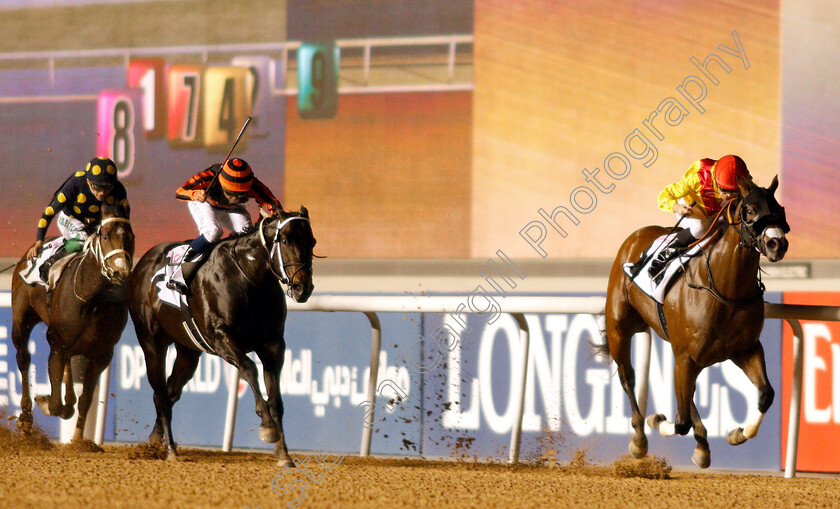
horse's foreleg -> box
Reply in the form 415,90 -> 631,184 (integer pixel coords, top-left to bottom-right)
167,345 -> 201,404
216,343 -> 275,444
256,344 -> 293,468
72,354 -> 111,442
648,353 -> 699,438
690,401 -> 711,468
12,316 -> 36,431
62,363 -> 77,420
727,344 -> 774,445
38,337 -> 69,418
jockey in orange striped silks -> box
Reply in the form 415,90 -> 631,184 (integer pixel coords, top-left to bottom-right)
167,158 -> 280,294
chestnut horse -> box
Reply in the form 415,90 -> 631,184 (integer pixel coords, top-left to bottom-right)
604,176 -> 789,468
11,203 -> 134,439
126,208 -> 315,466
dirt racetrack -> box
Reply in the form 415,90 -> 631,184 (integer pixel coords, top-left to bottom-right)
2,430 -> 840,509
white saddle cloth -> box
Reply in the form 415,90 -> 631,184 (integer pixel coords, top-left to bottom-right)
152,244 -> 190,308
622,233 -> 710,304
18,237 -> 66,287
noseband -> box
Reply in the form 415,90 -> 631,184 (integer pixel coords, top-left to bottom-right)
258,215 -> 312,289
728,192 -> 790,252
84,216 -> 133,280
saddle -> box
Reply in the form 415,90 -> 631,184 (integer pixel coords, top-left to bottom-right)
18,238 -> 77,291
150,244 -> 214,354
622,233 -> 714,338
622,233 -> 711,304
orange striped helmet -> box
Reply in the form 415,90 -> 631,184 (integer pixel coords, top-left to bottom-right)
219,158 -> 253,193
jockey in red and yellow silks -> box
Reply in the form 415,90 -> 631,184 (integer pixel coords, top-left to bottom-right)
648,155 -> 752,280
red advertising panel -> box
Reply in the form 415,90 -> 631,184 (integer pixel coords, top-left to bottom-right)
782,292 -> 840,472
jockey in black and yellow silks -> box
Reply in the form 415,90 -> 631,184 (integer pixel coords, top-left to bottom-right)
25,157 -> 130,283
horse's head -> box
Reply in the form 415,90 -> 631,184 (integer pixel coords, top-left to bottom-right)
261,206 -> 316,303
737,175 -> 789,262
92,203 -> 135,285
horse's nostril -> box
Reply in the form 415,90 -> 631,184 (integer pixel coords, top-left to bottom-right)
767,239 -> 778,250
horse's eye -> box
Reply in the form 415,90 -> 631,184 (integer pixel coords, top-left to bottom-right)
281,238 -> 288,245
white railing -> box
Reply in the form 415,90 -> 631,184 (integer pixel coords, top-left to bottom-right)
20,293 -> 839,477
202,296 -> 840,477
0,34 -> 473,100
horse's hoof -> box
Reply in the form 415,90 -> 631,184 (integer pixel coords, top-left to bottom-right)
61,406 -> 75,420
166,450 -> 179,462
148,432 -> 164,445
34,396 -> 51,416
692,447 -> 711,469
260,426 -> 280,443
646,414 -> 666,430
277,458 -> 295,468
17,410 -> 33,425
16,419 -> 33,435
727,427 -> 748,446
629,438 -> 648,459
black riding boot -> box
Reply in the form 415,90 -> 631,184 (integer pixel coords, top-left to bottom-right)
39,249 -> 68,287
648,228 -> 696,282
166,247 -> 201,295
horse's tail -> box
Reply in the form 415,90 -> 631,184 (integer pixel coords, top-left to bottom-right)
591,307 -> 612,361
593,328 -> 612,361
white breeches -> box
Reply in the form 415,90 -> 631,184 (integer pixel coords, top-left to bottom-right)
56,211 -> 88,241
187,200 -> 252,242
675,198 -> 710,238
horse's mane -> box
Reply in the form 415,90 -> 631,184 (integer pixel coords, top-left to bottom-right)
228,222 -> 259,239
102,201 -> 129,219
223,211 -> 302,241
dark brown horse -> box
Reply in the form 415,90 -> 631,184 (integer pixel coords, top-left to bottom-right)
11,203 -> 134,439
126,208 -> 315,466
604,176 -> 789,468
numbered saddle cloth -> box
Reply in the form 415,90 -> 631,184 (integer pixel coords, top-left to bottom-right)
151,244 -> 191,309
18,237 -> 65,287
622,233 -> 710,304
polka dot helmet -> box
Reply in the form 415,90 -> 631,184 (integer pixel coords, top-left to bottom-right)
86,157 -> 118,186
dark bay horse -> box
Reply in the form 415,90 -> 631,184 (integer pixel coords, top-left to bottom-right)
11,203 -> 134,439
604,176 -> 789,468
126,207 -> 315,466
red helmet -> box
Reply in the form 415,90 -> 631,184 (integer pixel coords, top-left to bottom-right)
219,158 -> 253,193
714,155 -> 749,192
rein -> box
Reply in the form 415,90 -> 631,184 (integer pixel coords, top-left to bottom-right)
71,216 -> 132,303
259,215 -> 311,287
684,199 -> 764,307
231,215 -> 312,292
88,217 -> 132,278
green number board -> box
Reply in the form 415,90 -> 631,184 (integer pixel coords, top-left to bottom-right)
297,42 -> 340,119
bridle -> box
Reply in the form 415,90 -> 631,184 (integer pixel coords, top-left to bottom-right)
70,216 -> 132,302
82,216 -> 133,280
258,215 -> 312,290
683,198 -> 774,308
734,190 -> 789,253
